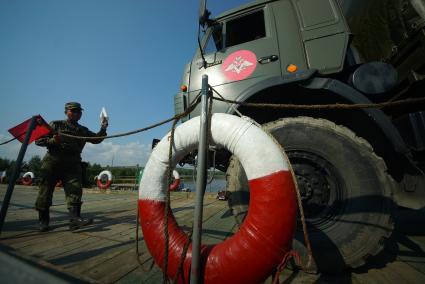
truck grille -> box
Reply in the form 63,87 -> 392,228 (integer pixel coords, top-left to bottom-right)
174,93 -> 187,121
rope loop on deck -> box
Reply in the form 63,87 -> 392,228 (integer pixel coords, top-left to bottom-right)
272,250 -> 301,284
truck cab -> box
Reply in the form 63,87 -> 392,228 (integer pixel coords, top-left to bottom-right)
177,0 -> 351,120
174,0 -> 425,273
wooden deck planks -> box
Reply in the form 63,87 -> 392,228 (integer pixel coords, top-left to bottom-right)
40,227 -> 134,261
2,185 -> 425,283
354,260 -> 425,284
117,199 -> 238,283
85,246 -> 145,283
66,235 -> 140,275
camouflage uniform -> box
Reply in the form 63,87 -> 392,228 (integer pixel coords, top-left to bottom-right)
35,102 -> 107,231
35,121 -> 106,210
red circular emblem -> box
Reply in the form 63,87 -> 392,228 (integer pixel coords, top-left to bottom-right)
222,50 -> 257,81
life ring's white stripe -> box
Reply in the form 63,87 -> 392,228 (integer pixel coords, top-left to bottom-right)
169,170 -> 181,191
98,170 -> 112,181
23,172 -> 35,179
139,114 -> 288,201
172,170 -> 180,180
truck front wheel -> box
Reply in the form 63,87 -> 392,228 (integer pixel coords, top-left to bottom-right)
226,117 -> 395,272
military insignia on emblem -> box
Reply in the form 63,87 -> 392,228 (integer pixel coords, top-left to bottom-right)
222,50 -> 257,81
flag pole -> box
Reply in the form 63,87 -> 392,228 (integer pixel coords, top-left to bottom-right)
0,116 -> 37,234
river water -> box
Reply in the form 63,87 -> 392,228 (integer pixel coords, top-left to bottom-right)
178,177 -> 226,193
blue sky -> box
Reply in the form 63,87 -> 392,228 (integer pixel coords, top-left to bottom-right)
0,0 -> 247,166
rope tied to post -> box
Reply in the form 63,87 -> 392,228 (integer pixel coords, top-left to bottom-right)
211,94 -> 425,110
2,94 -> 424,145
59,98 -> 201,141
210,85 -> 317,274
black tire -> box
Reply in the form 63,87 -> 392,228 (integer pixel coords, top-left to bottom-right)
226,117 -> 395,272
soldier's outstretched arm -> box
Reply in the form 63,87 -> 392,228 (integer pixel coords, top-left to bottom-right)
35,122 -> 60,147
85,128 -> 107,144
35,135 -> 51,147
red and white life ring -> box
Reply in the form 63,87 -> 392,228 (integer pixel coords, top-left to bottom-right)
169,170 -> 180,191
22,171 -> 35,186
97,170 -> 112,189
55,180 -> 63,187
138,114 -> 297,283
1,171 -> 6,184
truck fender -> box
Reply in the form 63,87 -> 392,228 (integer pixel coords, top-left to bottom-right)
229,75 -> 409,159
223,74 -> 423,207
301,77 -> 410,156
226,69 -> 317,113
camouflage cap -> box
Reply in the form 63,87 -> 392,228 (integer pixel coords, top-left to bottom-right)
65,102 -> 84,111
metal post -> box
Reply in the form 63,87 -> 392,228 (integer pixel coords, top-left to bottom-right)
190,75 -> 209,284
0,116 -> 37,234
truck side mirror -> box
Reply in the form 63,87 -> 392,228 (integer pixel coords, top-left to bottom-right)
199,0 -> 210,27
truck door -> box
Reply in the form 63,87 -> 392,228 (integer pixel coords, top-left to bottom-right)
188,5 -> 281,117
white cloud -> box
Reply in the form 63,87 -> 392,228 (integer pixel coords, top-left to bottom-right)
0,134 -> 46,161
83,141 -> 151,166
0,134 -> 151,167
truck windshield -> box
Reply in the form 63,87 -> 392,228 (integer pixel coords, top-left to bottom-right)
204,24 -> 223,54
203,9 -> 266,54
226,10 -> 265,47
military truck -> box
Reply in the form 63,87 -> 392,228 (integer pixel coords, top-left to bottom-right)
174,0 -> 425,272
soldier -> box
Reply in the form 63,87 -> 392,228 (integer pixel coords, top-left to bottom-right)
34,102 -> 109,232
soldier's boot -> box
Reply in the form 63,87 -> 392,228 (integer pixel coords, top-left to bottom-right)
38,210 -> 50,232
68,204 -> 93,230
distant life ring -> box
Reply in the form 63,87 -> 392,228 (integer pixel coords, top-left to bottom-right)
97,170 -> 112,189
138,114 -> 297,283
22,172 -> 35,186
0,173 -> 6,184
169,170 -> 180,191
55,180 -> 63,187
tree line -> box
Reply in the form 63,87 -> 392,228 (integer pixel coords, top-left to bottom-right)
0,156 -> 224,186
0,156 -> 116,186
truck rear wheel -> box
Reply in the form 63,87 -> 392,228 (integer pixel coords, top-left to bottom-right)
226,117 -> 395,272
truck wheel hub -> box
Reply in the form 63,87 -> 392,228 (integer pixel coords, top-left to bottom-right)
288,151 -> 344,230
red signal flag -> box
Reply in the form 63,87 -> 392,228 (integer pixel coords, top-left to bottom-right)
8,115 -> 51,144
